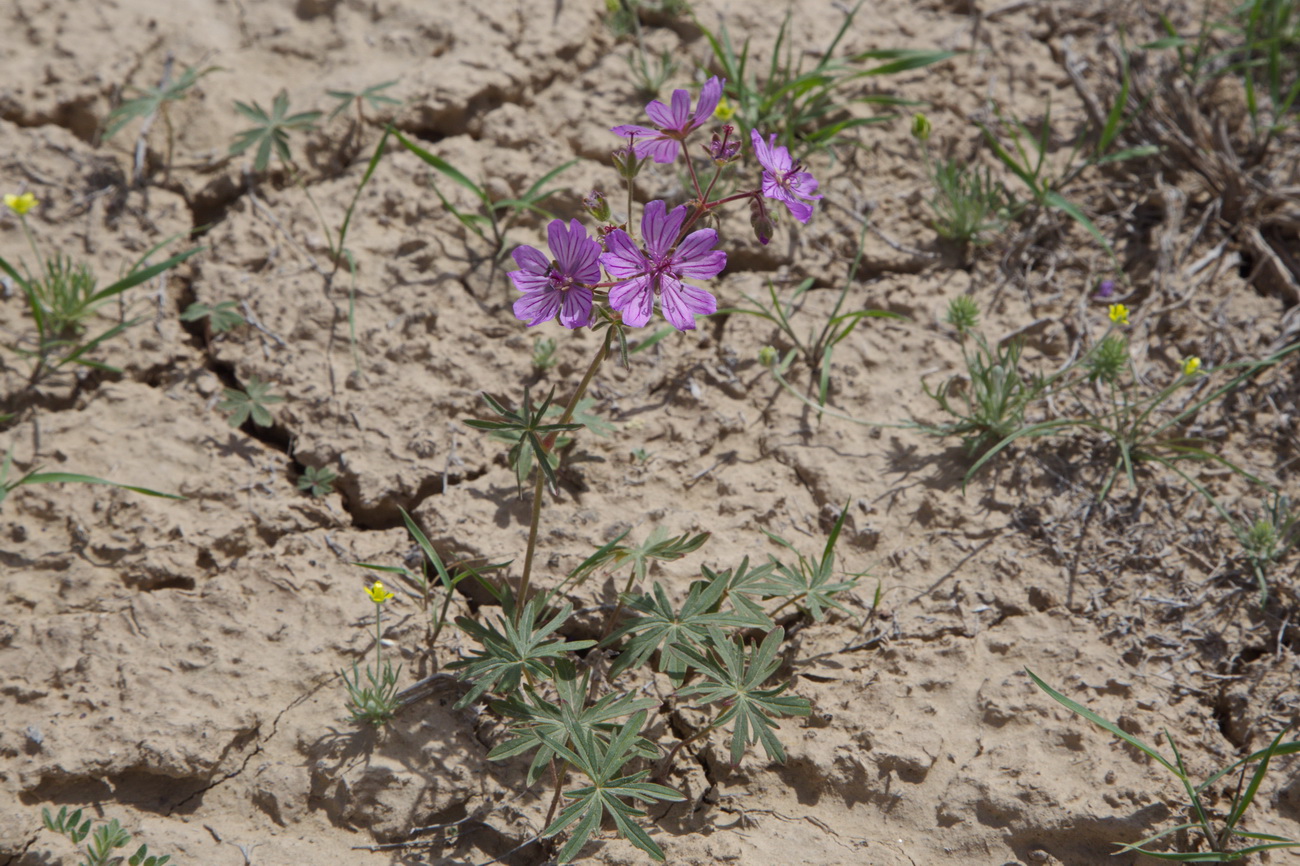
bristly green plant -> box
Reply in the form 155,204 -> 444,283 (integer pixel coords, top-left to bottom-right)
180,300 -> 244,334
697,0 -> 955,156
532,336 -> 560,371
41,806 -> 172,866
296,464 -> 338,498
0,196 -> 203,386
229,90 -> 322,173
1028,669 -> 1300,861
1232,493 -> 1299,605
217,376 -> 283,428
913,113 -> 1014,247
922,298 -> 1045,457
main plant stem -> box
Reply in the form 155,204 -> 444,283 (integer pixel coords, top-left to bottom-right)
515,327 -> 616,618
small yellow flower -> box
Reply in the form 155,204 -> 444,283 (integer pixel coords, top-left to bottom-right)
1108,303 -> 1130,326
4,192 -> 38,215
713,96 -> 735,122
366,581 -> 395,604
1183,356 -> 1202,376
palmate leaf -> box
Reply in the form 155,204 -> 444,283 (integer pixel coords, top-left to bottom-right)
448,599 -> 595,710
488,659 -> 658,784
464,387 -> 582,494
229,90 -> 322,172
675,627 -> 811,765
569,526 -> 711,589
217,375 -> 283,428
540,710 -> 684,863
750,505 -> 859,620
604,571 -> 770,681
104,63 -> 219,140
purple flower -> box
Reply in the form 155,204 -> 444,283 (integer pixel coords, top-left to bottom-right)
611,77 -> 725,164
601,200 -> 726,331
1095,279 -> 1116,299
508,219 -> 601,329
750,129 -> 822,224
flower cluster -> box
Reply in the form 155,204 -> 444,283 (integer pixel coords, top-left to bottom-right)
507,77 -> 822,333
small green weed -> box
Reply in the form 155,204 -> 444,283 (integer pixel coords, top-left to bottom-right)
180,300 -> 244,334
105,60 -> 218,176
297,464 -> 338,498
42,805 -> 172,866
913,114 -> 1014,246
217,376 -> 283,428
532,336 -> 559,371
229,90 -> 322,173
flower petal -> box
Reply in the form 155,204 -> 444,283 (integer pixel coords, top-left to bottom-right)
513,289 -> 560,326
508,269 -> 553,294
512,244 -> 550,275
559,286 -> 593,329
692,76 -> 725,128
609,275 -> 654,328
601,230 -> 647,279
660,277 -> 716,331
642,200 -> 687,257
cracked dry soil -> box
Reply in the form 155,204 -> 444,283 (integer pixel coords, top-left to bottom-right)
3,0 -> 1300,864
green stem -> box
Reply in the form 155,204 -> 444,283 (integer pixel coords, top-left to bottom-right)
517,327 -> 616,618
18,214 -> 43,266
373,600 -> 384,675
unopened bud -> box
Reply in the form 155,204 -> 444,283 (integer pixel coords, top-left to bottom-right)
758,345 -> 778,367
911,112 -> 932,142
583,190 -> 611,222
709,127 -> 741,164
750,199 -> 775,246
612,145 -> 646,180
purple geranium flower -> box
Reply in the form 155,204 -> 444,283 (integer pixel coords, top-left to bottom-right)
601,200 -> 726,331
611,76 -> 725,164
507,219 -> 601,329
750,129 -> 822,224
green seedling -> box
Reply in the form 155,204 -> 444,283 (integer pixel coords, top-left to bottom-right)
180,300 -> 244,334
327,79 -> 400,122
105,60 -> 218,176
1029,670 -> 1300,861
229,90 -> 322,173
754,504 -> 861,622
296,464 -> 338,498
217,376 -> 283,428
42,806 -> 172,866
342,581 -> 402,726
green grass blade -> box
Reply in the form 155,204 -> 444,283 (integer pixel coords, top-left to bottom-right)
390,129 -> 489,205
1025,669 -> 1181,776
16,472 -> 184,501
89,247 -> 204,304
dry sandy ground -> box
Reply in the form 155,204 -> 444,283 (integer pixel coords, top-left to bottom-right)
2,1 -> 1299,864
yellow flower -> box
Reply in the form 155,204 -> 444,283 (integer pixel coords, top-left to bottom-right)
365,581 -> 395,604
4,192 -> 38,215
1183,356 -> 1202,376
713,96 -> 735,122
1108,303 -> 1130,326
